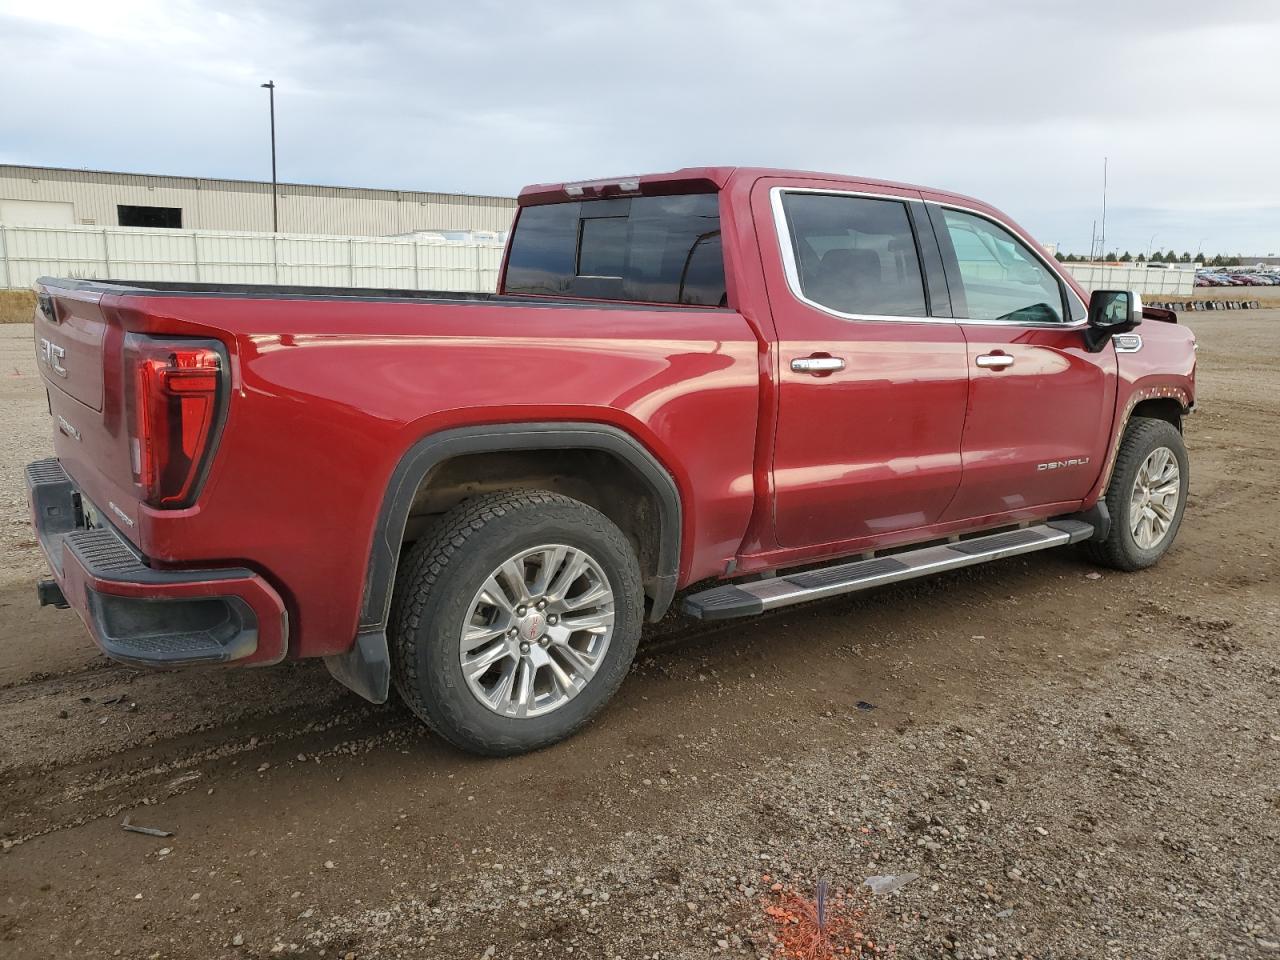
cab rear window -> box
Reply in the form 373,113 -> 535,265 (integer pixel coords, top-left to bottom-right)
503,194 -> 726,306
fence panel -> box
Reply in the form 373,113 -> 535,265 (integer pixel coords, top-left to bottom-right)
1063,263 -> 1195,296
0,222 -> 506,292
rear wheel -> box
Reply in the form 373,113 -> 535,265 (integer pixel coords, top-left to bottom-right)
1085,417 -> 1189,571
390,490 -> 644,756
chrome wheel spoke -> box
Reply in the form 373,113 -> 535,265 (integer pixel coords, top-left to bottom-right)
547,550 -> 589,602
476,576 -> 516,618
512,659 -> 535,716
462,641 -> 509,679
560,609 -> 614,632
554,642 -> 598,682
563,581 -> 610,612
498,559 -> 533,604
545,654 -> 583,697
460,543 -> 615,719
486,659 -> 517,709
462,622 -> 509,649
530,545 -> 568,596
1129,446 -> 1181,550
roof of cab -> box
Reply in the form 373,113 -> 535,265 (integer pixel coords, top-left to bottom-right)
517,166 -> 990,212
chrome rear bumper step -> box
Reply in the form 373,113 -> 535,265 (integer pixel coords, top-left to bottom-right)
683,520 -> 1094,621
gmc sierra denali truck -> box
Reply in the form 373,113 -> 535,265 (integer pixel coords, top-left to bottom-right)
26,167 -> 1196,755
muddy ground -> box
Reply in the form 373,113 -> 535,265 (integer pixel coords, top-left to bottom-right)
0,313 -> 1276,960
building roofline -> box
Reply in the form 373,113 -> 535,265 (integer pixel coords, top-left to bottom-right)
0,162 -> 516,204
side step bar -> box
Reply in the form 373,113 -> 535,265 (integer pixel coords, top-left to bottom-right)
683,520 -> 1094,621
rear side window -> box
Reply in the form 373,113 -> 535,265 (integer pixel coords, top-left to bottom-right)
939,209 -> 1066,323
780,192 -> 928,318
503,194 -> 726,306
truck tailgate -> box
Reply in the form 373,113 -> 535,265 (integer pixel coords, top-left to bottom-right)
33,285 -> 141,538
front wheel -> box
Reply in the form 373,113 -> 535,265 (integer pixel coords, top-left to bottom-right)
390,490 -> 644,756
1085,417 -> 1189,571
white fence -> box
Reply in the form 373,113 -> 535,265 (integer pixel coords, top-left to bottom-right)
1063,263 -> 1195,296
0,222 -> 1198,300
0,222 -> 506,292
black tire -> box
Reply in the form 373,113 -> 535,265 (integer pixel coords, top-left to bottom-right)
389,490 -> 644,756
1085,417 -> 1189,571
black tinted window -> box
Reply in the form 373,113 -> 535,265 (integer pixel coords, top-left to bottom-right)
781,193 -> 927,318
504,193 -> 726,306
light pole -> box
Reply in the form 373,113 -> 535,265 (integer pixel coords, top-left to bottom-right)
1147,234 -> 1158,259
261,81 -> 278,233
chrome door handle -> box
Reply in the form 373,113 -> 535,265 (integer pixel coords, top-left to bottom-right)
791,356 -> 846,374
975,353 -> 1014,369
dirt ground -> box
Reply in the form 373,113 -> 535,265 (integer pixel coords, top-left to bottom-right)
0,314 -> 1276,960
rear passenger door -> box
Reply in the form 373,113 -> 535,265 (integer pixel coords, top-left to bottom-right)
756,181 -> 969,549
927,204 -> 1116,523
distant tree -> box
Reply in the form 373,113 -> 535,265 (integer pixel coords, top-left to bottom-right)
1225,256 -> 1242,267
1104,251 -> 1117,261
1136,252 -> 1146,262
1119,251 -> 1133,262
1180,251 -> 1192,263
1150,251 -> 1165,262
1064,252 -> 1079,262
1054,251 -> 1065,262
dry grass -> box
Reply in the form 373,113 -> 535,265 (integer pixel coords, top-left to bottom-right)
0,290 -> 35,324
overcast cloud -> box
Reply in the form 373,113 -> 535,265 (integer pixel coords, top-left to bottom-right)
2,0 -> 1277,254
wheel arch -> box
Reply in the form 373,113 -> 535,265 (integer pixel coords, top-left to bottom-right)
1087,382 -> 1193,508
326,422 -> 683,703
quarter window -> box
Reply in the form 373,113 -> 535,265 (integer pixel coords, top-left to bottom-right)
940,209 -> 1065,323
781,192 -> 928,318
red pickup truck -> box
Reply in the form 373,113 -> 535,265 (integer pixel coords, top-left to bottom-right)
27,167 -> 1196,755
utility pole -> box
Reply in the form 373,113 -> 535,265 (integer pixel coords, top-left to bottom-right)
261,81 -> 279,233
1099,156 -> 1108,261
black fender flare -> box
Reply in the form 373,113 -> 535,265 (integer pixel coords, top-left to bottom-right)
326,422 -> 683,703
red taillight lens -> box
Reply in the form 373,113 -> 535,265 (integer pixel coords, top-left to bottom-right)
126,337 -> 226,508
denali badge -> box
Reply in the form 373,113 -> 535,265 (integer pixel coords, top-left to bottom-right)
57,415 -> 81,442
108,501 -> 136,529
39,338 -> 68,378
1037,457 -> 1090,471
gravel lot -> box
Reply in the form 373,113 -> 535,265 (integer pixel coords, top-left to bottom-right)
0,313 -> 1276,959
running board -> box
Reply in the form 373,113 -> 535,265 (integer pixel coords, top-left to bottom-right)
683,520 -> 1094,621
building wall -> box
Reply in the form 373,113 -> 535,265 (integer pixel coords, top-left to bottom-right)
0,164 -> 517,236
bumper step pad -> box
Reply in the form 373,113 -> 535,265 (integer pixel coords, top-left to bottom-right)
683,520 -> 1094,620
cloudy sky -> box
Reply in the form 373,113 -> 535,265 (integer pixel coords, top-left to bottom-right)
2,0 -> 1278,255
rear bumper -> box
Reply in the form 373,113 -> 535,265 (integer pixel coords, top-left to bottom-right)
26,458 -> 288,669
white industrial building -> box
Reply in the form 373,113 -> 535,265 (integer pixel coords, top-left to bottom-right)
0,163 -> 517,237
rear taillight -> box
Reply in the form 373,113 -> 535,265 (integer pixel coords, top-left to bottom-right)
124,336 -> 228,508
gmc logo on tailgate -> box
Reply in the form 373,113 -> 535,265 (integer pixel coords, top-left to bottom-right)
39,338 -> 68,378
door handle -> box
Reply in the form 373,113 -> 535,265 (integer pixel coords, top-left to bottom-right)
791,356 -> 846,374
975,353 -> 1014,370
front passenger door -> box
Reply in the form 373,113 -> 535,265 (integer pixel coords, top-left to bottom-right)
930,204 -> 1117,523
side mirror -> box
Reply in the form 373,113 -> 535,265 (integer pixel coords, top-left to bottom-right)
1084,289 -> 1142,352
